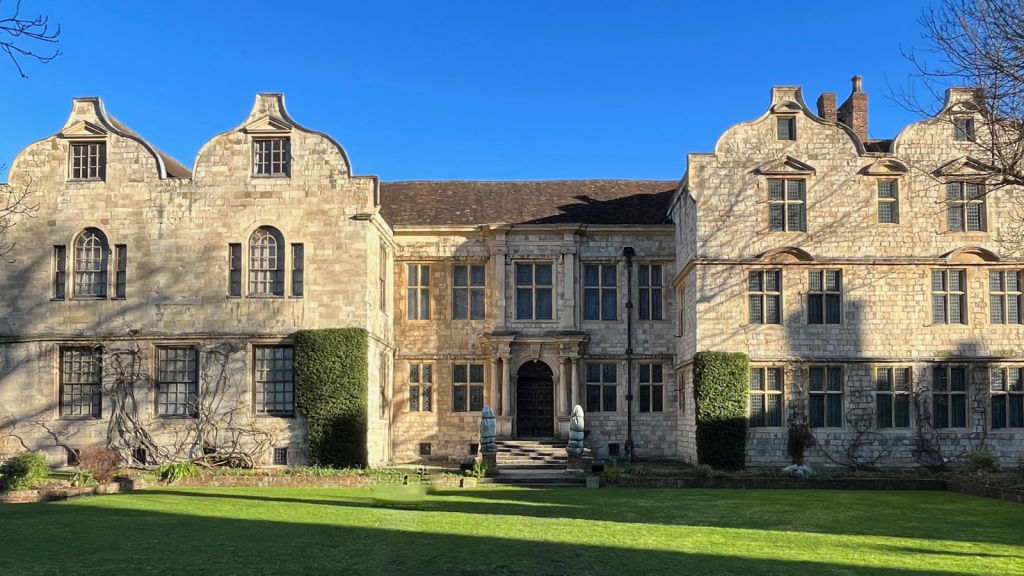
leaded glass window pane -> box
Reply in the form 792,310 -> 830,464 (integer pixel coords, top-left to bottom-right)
60,347 -> 103,418
74,228 -> 108,298
157,347 -> 198,417
249,227 -> 284,296
254,347 -> 294,416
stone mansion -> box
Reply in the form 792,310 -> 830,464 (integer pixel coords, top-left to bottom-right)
1,76 -> 1022,468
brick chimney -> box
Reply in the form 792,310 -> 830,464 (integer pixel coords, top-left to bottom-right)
816,92 -> 837,122
837,75 -> 868,141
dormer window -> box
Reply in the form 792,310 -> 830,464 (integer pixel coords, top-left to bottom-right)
253,138 -> 290,177
954,118 -> 976,142
777,117 -> 796,141
70,142 -> 106,181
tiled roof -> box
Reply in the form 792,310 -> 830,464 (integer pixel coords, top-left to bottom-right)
379,180 -> 678,226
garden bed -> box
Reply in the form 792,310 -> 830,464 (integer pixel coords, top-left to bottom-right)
0,480 -> 138,504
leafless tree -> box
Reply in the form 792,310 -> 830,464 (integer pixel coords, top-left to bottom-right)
0,1 -> 59,259
898,0 -> 1024,189
0,164 -> 39,263
1,0 -> 60,78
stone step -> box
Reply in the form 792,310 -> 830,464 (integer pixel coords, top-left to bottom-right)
481,473 -> 584,485
497,464 -> 568,470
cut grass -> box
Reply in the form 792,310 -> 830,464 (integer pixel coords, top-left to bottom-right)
2,487 -> 1022,575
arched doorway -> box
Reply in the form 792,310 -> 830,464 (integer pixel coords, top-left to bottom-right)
516,361 -> 554,438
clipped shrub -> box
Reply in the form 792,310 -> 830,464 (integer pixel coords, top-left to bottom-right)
78,445 -> 119,483
156,461 -> 199,483
693,351 -> 750,470
0,451 -> 50,492
294,328 -> 370,468
963,450 -> 1001,474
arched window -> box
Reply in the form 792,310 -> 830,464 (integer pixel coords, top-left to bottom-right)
74,228 -> 109,297
249,226 -> 284,296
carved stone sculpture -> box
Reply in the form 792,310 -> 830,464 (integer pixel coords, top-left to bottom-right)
566,404 -> 585,456
480,405 -> 498,454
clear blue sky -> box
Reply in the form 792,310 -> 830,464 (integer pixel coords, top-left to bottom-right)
2,0 -> 937,181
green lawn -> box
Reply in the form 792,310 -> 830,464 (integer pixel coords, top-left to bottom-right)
2,487 -> 1022,575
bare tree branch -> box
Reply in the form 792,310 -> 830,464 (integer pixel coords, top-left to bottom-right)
0,0 -> 61,78
0,165 -> 40,263
894,0 -> 1024,254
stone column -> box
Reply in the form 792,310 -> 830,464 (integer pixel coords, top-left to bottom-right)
500,356 -> 511,416
492,358 -> 501,415
570,356 -> 579,410
557,357 -> 569,416
560,244 -> 577,331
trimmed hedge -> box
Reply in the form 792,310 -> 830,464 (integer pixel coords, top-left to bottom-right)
294,328 -> 370,468
693,351 -> 750,470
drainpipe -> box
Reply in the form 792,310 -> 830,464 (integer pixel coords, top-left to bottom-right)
623,246 -> 635,462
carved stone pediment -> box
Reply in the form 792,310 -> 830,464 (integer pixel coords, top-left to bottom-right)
242,115 -> 293,135
770,101 -> 802,114
934,156 -> 994,178
862,158 -> 909,176
59,120 -> 108,139
756,155 -> 816,176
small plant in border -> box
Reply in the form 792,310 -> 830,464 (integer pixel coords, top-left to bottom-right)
156,461 -> 200,484
465,458 -> 492,478
0,451 -> 50,492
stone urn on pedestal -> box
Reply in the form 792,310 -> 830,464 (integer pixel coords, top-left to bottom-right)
566,404 -> 585,470
480,405 -> 499,471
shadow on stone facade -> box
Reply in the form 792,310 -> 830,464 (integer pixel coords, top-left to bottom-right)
526,191 -> 674,225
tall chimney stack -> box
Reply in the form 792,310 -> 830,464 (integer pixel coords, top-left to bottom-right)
817,92 -> 837,122
837,75 -> 868,141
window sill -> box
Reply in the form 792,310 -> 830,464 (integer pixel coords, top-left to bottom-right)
250,174 -> 291,179
59,415 -> 102,421
255,413 -> 296,419
69,296 -> 107,301
156,414 -> 199,420
247,294 -> 286,299
66,178 -> 105,183
513,319 -> 558,323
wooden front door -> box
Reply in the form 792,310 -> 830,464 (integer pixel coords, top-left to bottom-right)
516,361 -> 554,438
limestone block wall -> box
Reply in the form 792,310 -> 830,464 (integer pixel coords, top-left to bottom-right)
0,94 -> 388,465
687,87 -> 1021,263
388,225 -> 678,462
682,85 -> 1024,468
745,362 -> 1013,467
0,339 -> 304,466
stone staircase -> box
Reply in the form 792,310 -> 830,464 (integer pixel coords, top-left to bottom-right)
495,439 -> 568,470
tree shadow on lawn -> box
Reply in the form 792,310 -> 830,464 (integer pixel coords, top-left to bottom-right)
132,486 -> 1024,548
0,502 -> 1013,576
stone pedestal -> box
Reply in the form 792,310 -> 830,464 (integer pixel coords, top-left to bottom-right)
567,454 -> 583,470
555,416 -> 571,439
496,416 -> 513,439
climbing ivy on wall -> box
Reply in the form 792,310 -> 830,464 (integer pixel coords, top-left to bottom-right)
693,351 -> 750,470
293,328 -> 369,468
